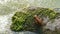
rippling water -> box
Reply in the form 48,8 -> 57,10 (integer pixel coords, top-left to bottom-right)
0,0 -> 60,34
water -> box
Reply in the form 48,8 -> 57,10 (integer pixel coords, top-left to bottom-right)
0,0 -> 60,34
0,13 -> 14,34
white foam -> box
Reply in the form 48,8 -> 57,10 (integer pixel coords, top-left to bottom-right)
0,13 -> 14,33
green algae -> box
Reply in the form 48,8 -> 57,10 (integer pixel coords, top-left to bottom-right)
10,7 -> 58,32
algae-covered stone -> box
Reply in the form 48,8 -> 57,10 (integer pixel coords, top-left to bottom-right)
26,7 -> 57,19
10,12 -> 28,31
10,7 -> 58,32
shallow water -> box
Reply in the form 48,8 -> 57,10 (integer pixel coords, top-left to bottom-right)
0,0 -> 60,34
0,8 -> 60,34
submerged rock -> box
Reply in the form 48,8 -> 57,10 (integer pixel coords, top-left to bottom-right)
10,7 -> 59,34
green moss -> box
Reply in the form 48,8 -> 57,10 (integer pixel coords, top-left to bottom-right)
10,12 -> 28,31
10,7 -> 58,32
26,8 -> 57,19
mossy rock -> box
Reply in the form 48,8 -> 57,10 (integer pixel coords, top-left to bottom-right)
10,7 -> 58,33
10,12 -> 28,31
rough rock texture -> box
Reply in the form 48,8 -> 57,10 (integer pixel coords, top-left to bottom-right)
10,7 -> 59,34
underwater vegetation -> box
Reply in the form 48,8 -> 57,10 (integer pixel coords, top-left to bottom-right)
10,7 -> 59,32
